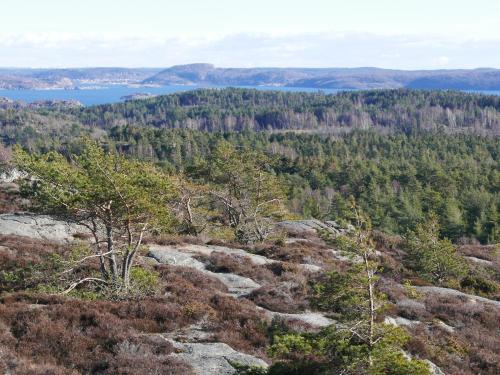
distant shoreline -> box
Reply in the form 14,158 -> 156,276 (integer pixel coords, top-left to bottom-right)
2,85 -> 500,107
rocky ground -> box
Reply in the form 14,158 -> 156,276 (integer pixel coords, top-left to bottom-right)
0,186 -> 498,374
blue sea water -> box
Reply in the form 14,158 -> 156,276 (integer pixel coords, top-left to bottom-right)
0,85 -> 498,107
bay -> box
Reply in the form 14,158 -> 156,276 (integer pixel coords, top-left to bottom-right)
0,85 -> 498,107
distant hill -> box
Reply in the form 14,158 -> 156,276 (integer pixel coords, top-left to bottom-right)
0,68 -> 163,89
2,65 -> 500,90
143,64 -> 500,90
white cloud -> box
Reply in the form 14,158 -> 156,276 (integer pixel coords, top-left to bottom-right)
436,56 -> 451,67
0,31 -> 498,69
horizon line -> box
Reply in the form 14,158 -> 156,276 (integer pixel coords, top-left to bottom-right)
1,64 -> 499,71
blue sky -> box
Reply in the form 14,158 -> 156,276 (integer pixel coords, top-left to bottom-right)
1,0 -> 500,68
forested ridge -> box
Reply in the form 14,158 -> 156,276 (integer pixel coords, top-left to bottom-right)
2,88 -> 500,142
69,88 -> 500,133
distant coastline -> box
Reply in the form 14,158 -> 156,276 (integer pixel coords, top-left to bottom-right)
2,65 -> 500,92
1,84 -> 500,107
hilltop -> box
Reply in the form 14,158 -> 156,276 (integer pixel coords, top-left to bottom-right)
144,64 -> 500,90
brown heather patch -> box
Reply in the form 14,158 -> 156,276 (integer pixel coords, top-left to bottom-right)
0,185 -> 23,214
458,245 -> 498,263
401,293 -> 500,375
0,295 -> 193,374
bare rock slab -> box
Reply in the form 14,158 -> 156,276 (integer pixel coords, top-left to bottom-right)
168,340 -> 268,375
416,286 -> 500,308
258,307 -> 334,328
148,247 -> 206,270
147,245 -> 262,297
0,213 -> 87,242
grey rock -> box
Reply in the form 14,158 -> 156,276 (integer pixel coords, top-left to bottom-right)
148,247 -> 206,270
298,263 -> 323,272
0,168 -> 26,183
167,340 -> 268,375
465,256 -> 493,267
396,299 -> 427,313
330,249 -> 361,263
148,245 -> 261,297
178,244 -> 276,266
259,307 -> 334,328
277,219 -> 333,234
209,272 -> 261,297
0,213 -> 87,242
284,238 -> 311,244
384,316 -> 420,328
425,359 -> 445,375
434,319 -> 455,333
164,322 -> 213,343
277,219 -> 354,236
150,244 -> 323,274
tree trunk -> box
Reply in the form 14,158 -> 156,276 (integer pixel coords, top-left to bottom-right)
122,228 -> 146,289
364,251 -> 375,368
106,225 -> 118,281
90,219 -> 109,280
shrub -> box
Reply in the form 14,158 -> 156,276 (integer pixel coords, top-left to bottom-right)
129,267 -> 160,296
405,216 -> 468,284
460,275 -> 499,296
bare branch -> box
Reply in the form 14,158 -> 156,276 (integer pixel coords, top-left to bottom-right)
61,277 -> 107,294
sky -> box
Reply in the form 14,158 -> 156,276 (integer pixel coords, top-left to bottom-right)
1,0 -> 500,69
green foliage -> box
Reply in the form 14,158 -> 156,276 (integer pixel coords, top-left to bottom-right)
271,208 -> 430,374
460,274 -> 499,296
269,326 -> 430,375
189,140 -> 288,243
312,265 -> 380,319
368,328 -> 430,375
4,96 -> 499,244
269,333 -> 319,359
67,88 -> 500,134
402,280 -> 422,299
229,361 -> 268,375
14,140 -> 176,233
406,215 -> 468,284
101,128 -> 499,244
13,140 -> 177,291
129,266 -> 160,296
4,89 -> 499,244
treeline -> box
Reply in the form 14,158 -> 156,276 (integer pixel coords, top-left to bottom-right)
71,88 -> 500,133
103,128 -> 498,244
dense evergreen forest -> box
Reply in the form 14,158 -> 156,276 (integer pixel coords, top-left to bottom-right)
101,128 -> 498,244
0,89 -> 498,243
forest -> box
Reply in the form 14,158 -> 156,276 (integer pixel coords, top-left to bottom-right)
72,88 -> 500,133
1,88 -> 500,136
100,128 -> 497,244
